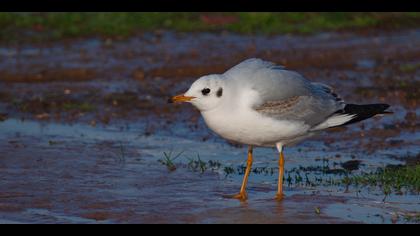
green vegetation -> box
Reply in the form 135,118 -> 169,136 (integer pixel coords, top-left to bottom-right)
315,207 -> 321,215
187,154 -> 208,174
399,62 -> 420,73
48,140 -> 62,145
1,12 -> 419,42
13,96 -> 96,114
343,165 -> 420,195
158,151 -> 420,198
158,150 -> 184,172
402,213 -> 420,223
62,102 -> 96,113
187,154 -> 223,174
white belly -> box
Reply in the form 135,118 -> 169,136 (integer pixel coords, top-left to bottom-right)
201,108 -> 310,147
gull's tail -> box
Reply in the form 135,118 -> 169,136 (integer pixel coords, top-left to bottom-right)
312,103 -> 391,131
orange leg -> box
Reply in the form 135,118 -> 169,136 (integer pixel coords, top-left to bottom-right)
275,151 -> 285,201
231,146 -> 253,201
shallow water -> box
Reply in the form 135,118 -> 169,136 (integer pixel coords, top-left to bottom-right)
0,117 -> 416,223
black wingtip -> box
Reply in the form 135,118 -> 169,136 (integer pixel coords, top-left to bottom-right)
345,103 -> 390,113
378,103 -> 390,111
337,103 -> 392,126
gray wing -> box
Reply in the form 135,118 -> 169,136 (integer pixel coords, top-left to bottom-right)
225,58 -> 344,127
255,93 -> 344,127
225,58 -> 320,101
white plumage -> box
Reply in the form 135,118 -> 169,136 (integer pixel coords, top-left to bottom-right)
183,58 -> 347,151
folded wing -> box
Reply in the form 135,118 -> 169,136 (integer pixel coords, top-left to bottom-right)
225,58 -> 346,128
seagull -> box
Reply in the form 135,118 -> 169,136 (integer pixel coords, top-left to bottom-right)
168,58 -> 391,201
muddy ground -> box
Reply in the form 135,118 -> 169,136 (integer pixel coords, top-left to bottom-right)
0,29 -> 419,223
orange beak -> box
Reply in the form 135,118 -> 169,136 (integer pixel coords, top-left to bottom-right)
168,94 -> 195,103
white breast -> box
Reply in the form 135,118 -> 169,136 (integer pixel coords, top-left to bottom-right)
201,105 -> 310,147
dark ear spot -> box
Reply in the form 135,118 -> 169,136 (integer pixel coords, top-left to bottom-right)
216,87 -> 223,97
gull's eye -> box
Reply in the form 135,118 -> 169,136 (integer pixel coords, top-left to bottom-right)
201,88 -> 211,96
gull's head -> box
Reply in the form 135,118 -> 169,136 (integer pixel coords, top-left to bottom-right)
168,74 -> 225,112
